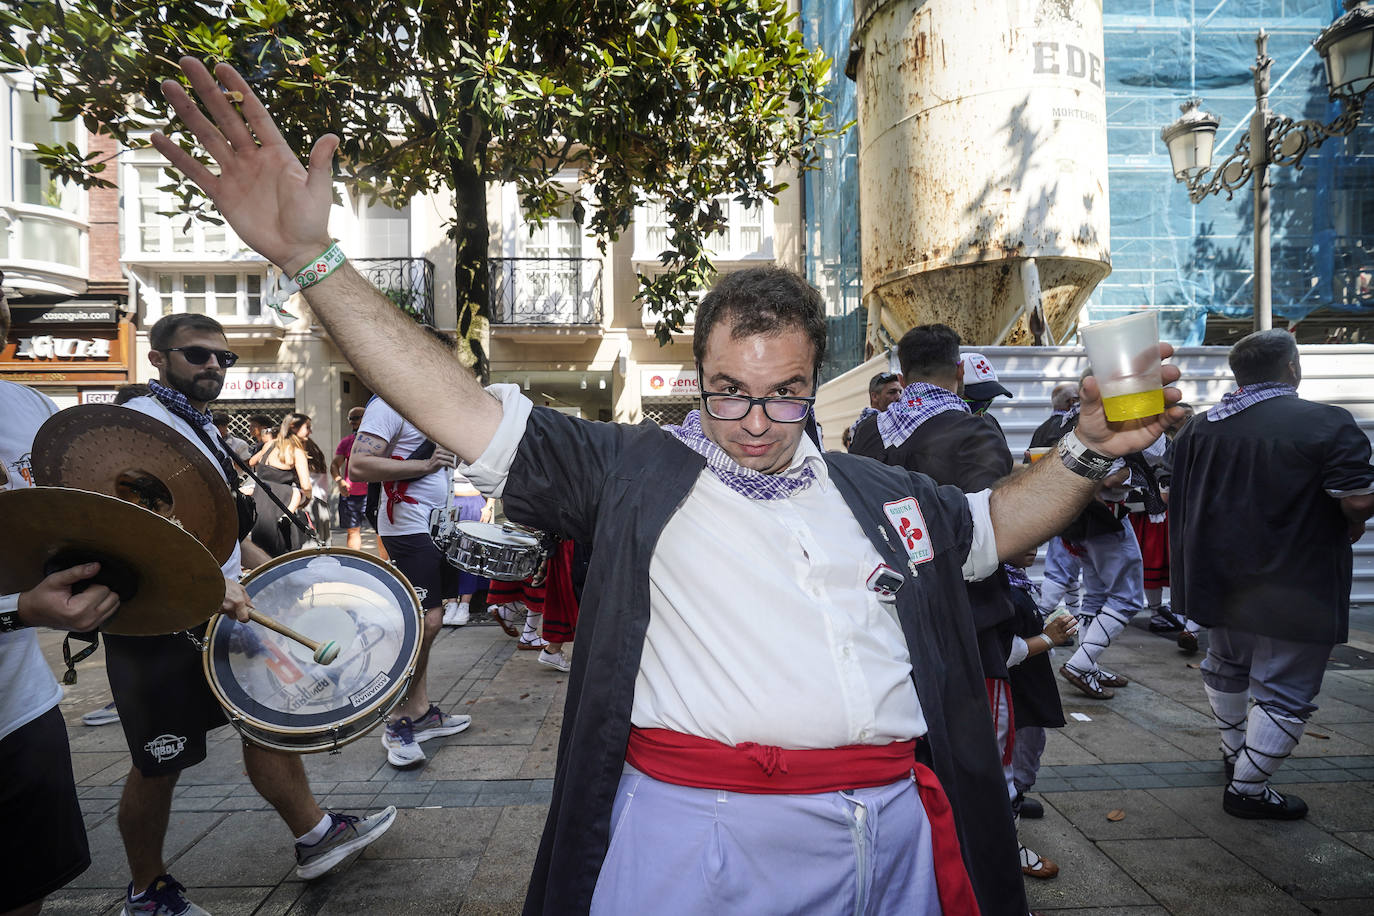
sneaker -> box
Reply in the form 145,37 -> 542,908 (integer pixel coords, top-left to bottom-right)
294,807 -> 398,879
538,648 -> 571,672
381,718 -> 426,768
1222,786 -> 1308,821
123,874 -> 208,915
442,600 -> 470,626
83,701 -> 120,726
410,704 -> 472,743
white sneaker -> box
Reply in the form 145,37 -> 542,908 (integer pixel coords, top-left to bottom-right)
442,600 -> 465,626
452,602 -> 469,626
82,701 -> 120,726
538,649 -> 571,672
381,718 -> 426,768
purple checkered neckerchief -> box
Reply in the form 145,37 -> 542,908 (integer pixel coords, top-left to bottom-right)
875,382 -> 970,448
148,379 -> 214,429
663,410 -> 816,501
849,406 -> 879,435
1207,382 -> 1297,422
1004,564 -> 1038,596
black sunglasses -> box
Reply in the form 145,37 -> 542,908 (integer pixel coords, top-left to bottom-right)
160,346 -> 239,368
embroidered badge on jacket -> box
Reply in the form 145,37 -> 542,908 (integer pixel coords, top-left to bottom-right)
883,497 -> 935,567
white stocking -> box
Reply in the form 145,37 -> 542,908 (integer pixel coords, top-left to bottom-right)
1230,703 -> 1304,797
1203,684 -> 1249,767
1066,605 -> 1130,674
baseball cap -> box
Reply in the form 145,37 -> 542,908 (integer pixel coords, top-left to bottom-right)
961,353 -> 1013,401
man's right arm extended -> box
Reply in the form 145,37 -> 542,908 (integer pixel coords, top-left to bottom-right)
151,57 -> 501,463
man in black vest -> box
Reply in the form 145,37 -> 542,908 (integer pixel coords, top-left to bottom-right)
1171,330 -> 1374,820
152,57 -> 1188,914
850,326 -> 1059,881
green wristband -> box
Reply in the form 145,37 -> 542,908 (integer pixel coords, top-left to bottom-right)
293,243 -> 346,290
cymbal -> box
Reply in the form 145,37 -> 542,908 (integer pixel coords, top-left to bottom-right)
31,404 -> 238,565
0,487 -> 225,636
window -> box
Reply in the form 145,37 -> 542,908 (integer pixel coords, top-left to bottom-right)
357,199 -> 410,258
11,91 -> 80,213
149,272 -> 269,321
134,165 -> 234,255
634,195 -> 773,262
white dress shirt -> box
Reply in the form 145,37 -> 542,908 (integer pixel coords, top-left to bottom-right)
463,386 -> 1000,749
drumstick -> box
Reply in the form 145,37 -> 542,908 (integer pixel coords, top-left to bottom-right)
243,609 -> 341,665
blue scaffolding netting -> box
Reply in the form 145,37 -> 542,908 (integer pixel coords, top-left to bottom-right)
804,0 -> 1374,357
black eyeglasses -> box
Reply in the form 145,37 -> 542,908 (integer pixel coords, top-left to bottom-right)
697,368 -> 816,423
160,346 -> 239,368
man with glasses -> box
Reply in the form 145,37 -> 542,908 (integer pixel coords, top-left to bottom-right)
106,313 -> 394,915
150,56 -> 1185,915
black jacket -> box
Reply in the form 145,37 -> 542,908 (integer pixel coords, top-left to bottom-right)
504,408 -> 1026,916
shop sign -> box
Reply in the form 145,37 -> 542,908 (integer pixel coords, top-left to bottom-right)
11,303 -> 121,325
15,335 -> 112,359
80,390 -> 119,404
641,368 -> 699,398
219,371 -> 296,400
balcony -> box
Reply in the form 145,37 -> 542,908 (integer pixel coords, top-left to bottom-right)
355,257 -> 435,326
489,257 -> 603,326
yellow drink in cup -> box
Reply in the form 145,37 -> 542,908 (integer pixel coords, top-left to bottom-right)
1027,447 -> 1052,462
1079,310 -> 1165,422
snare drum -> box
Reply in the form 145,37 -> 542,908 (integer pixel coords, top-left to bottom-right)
444,521 -> 547,581
428,506 -> 459,551
203,548 -> 422,753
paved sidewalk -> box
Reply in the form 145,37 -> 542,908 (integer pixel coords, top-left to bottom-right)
34,559 -> 1374,913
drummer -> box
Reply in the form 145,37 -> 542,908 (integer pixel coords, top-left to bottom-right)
104,313 -> 396,916
348,335 -> 474,770
0,273 -> 123,916
153,59 -> 1184,915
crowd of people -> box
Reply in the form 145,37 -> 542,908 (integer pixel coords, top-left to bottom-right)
2,56 -> 1371,916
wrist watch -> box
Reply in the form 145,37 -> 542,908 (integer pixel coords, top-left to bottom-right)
0,592 -> 27,632
1056,429 -> 1115,480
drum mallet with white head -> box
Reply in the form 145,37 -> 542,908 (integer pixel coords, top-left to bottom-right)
244,609 -> 341,665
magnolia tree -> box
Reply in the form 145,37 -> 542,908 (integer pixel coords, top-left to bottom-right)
2,0 -> 837,375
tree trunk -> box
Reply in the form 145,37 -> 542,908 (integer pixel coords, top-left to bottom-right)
450,148 -> 490,382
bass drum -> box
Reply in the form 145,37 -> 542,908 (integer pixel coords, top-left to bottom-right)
203,548 -> 422,753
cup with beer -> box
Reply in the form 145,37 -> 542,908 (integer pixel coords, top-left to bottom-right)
1026,447 -> 1052,462
1079,310 -> 1165,422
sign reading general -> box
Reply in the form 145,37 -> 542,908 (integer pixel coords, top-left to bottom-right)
218,371 -> 296,400
641,368 -> 699,399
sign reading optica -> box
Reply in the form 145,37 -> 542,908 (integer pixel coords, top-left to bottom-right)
218,371 -> 296,400
641,368 -> 699,398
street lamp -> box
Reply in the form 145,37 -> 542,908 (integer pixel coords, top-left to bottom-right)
1162,1 -> 1374,332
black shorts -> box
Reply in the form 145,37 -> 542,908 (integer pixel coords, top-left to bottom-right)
381,532 -> 457,610
105,625 -> 228,776
0,706 -> 90,910
339,493 -> 367,529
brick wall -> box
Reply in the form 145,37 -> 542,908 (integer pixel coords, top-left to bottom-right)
86,131 -> 124,297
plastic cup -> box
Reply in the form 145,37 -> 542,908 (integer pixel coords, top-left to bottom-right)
1079,311 -> 1165,422
1027,447 -> 1052,463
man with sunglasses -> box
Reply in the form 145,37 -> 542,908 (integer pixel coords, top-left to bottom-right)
151,56 -> 1186,915
0,273 -> 125,916
105,313 -> 395,915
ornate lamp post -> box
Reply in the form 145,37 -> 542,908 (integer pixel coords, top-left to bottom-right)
1161,1 -> 1374,332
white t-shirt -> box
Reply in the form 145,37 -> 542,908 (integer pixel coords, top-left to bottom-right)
0,381 -> 64,741
356,398 -> 450,537
124,395 -> 242,578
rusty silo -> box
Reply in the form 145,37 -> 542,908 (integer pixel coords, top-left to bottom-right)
848,0 -> 1111,347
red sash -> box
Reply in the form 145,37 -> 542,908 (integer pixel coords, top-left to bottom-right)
625,728 -> 980,915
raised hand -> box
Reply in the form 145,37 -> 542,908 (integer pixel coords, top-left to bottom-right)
151,57 -> 338,275
1075,343 -> 1187,458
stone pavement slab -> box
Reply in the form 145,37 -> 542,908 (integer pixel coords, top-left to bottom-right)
34,593 -> 1374,914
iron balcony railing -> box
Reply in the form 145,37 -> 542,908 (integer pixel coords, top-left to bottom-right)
488,257 -> 603,326
355,257 -> 436,326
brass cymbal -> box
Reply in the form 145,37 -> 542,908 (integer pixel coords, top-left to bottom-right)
0,487 -> 225,636
31,404 -> 238,565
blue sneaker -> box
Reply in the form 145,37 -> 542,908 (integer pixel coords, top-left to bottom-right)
123,874 -> 208,915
